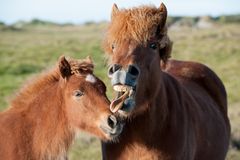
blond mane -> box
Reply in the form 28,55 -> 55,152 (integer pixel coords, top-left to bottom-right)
103,5 -> 169,54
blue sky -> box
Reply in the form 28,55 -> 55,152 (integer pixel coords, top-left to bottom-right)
0,0 -> 239,24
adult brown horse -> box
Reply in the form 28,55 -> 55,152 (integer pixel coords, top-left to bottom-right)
0,56 -> 123,160
101,3 -> 230,160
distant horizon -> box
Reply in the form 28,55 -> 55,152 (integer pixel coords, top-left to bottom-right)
1,0 -> 239,25
1,13 -> 240,26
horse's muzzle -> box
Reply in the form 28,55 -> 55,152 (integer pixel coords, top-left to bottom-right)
100,115 -> 123,140
108,64 -> 140,115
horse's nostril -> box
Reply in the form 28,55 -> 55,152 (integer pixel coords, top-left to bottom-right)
127,65 -> 140,76
108,64 -> 122,78
107,115 -> 117,128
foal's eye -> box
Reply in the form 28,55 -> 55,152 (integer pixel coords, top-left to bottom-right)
149,42 -> 158,50
111,43 -> 115,51
73,90 -> 84,97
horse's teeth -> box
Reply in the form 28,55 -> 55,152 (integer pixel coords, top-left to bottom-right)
113,85 -> 131,92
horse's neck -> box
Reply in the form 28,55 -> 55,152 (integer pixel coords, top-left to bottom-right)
154,72 -> 187,128
18,82 -> 63,121
101,73 -> 189,159
31,84 -> 74,159
126,72 -> 185,140
7,82 -> 74,159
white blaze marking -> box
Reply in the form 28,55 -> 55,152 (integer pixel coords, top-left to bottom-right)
85,74 -> 96,83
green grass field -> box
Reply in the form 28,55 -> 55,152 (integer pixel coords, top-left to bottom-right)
0,23 -> 239,159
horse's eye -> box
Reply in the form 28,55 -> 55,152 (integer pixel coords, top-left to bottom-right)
149,42 -> 158,50
73,90 -> 84,97
111,43 -> 115,51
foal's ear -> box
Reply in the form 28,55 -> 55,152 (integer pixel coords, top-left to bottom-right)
111,3 -> 119,20
85,56 -> 93,64
59,56 -> 72,79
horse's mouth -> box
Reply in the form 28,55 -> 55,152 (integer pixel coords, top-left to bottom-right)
110,84 -> 136,114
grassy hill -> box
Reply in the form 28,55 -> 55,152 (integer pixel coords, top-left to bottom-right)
0,22 -> 239,159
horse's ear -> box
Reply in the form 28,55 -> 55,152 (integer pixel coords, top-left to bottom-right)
156,3 -> 167,37
111,3 -> 119,20
156,3 -> 171,63
59,56 -> 72,79
159,3 -> 167,28
85,56 -> 93,64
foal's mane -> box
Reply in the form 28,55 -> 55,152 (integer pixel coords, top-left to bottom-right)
10,57 -> 94,110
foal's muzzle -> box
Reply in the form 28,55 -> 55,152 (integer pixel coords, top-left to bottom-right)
108,64 -> 140,115
100,115 -> 123,139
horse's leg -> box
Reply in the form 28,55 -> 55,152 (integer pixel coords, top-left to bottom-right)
101,141 -> 107,160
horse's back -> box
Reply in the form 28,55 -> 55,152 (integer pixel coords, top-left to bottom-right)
163,59 -> 228,116
163,59 -> 230,159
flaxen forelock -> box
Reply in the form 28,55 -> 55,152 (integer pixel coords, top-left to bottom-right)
103,5 -> 168,52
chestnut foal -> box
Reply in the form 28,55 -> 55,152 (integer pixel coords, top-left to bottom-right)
0,56 -> 123,160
